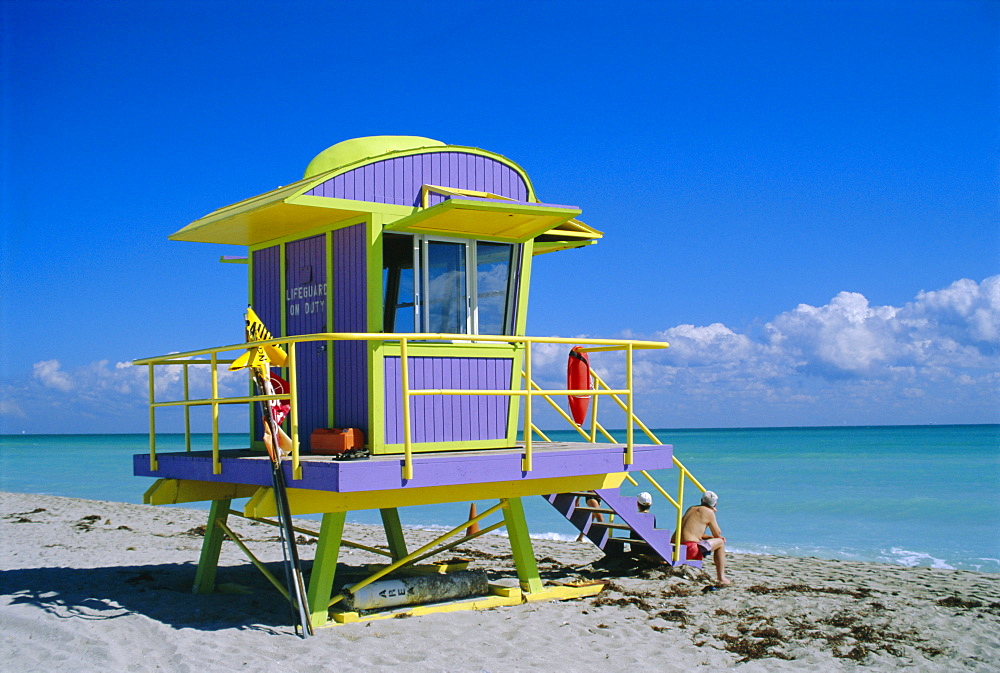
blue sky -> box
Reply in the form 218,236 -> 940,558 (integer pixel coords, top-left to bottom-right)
1,0 -> 997,433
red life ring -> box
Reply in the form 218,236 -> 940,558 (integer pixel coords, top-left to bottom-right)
567,346 -> 591,426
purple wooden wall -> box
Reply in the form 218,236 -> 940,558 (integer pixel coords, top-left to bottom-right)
305,152 -> 528,207
383,356 -> 512,444
332,224 -> 369,433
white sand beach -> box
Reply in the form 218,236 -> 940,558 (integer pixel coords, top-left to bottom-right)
1,491 -> 997,672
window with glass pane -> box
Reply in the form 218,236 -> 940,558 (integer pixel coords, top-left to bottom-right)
382,234 -> 415,332
424,240 -> 468,333
476,242 -> 514,335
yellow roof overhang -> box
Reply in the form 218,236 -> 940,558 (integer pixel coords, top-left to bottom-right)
384,197 -> 583,243
528,216 -> 604,254
169,175 -> 412,246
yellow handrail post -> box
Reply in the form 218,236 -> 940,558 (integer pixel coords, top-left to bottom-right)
183,363 -> 191,452
287,341 -> 301,480
674,467 -> 686,562
400,337 -> 413,480
589,367 -> 599,442
148,363 -> 157,471
625,343 -> 634,466
522,340 -> 532,472
211,352 -> 220,475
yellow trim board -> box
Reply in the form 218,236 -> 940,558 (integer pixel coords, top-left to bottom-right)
244,472 -> 628,517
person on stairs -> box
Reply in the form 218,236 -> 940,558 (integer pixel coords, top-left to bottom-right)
575,492 -> 603,542
679,490 -> 731,585
637,492 -> 652,513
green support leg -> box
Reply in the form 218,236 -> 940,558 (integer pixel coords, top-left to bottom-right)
501,497 -> 543,594
192,498 -> 231,594
379,507 -> 408,561
306,511 -> 346,629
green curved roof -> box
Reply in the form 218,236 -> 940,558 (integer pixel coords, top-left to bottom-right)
303,135 -> 447,178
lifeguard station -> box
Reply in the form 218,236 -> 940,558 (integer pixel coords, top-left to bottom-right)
133,136 -> 707,628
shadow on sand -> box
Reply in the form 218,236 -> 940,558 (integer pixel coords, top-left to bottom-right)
1,561 -> 301,633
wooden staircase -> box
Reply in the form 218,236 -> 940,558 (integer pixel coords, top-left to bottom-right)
543,489 -> 701,567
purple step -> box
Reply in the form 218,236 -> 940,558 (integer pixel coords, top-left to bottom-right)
542,489 -> 701,568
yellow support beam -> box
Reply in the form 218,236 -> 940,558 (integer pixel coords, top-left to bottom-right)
143,479 -> 259,505
244,472 -> 629,518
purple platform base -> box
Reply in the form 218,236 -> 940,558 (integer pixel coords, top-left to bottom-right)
134,442 -> 674,492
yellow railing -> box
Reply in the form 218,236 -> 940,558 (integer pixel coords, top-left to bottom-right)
133,332 -> 668,481
526,366 -> 706,563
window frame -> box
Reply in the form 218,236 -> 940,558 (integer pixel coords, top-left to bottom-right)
383,233 -> 520,336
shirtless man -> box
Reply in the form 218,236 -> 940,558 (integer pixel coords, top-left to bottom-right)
679,491 -> 730,585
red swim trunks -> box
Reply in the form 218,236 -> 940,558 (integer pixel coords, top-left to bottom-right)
683,541 -> 713,561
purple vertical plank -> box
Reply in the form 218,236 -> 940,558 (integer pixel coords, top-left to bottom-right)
473,155 -> 483,192
383,358 -> 395,442
431,152 -> 442,188
490,358 -> 500,437
439,359 -> 450,442
495,358 -> 507,436
429,358 -> 441,443
418,357 -> 430,443
408,358 -> 424,442
345,172 -> 355,199
458,358 -> 474,439
448,153 -> 459,193
392,157 -> 403,205
363,163 -> 375,202
483,158 -> 495,195
479,358 -> 489,438
374,161 -> 385,203
439,151 -> 450,187
419,154 -> 433,204
333,224 -> 369,433
402,156 -> 413,208
448,358 -> 460,439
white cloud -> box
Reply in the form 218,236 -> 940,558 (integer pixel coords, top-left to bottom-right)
32,360 -> 73,391
766,276 -> 1000,378
766,291 -> 901,376
0,399 -> 26,418
528,276 -> 999,426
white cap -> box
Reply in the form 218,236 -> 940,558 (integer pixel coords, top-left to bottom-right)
701,491 -> 718,507
637,492 -> 653,506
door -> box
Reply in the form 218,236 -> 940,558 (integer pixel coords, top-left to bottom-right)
285,235 -> 328,446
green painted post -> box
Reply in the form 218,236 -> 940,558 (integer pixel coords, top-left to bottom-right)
501,497 -> 543,594
306,511 -> 346,628
192,498 -> 231,594
379,508 -> 408,561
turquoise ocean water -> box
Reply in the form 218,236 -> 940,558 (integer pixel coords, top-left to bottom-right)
1,425 -> 997,572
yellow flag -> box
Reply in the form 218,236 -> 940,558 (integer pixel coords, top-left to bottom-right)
229,307 -> 287,371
